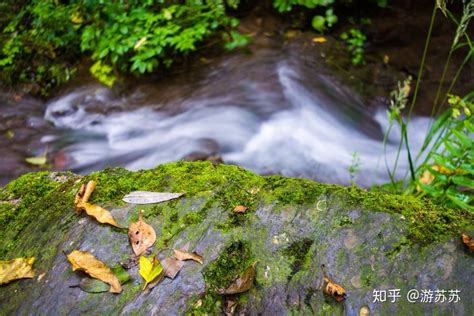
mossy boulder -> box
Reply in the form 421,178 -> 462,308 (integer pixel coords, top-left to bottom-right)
0,161 -> 473,315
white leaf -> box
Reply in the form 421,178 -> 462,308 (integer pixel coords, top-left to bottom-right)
123,191 -> 184,204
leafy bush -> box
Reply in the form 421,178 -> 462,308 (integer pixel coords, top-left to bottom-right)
383,1 -> 473,212
273,0 -> 337,32
414,94 -> 473,211
0,0 -> 246,94
340,28 -> 366,65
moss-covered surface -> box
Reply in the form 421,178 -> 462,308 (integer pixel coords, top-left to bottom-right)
0,161 -> 472,314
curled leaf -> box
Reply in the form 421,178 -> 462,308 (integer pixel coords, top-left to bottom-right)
323,276 -> 346,302
76,202 -> 121,228
128,211 -> 156,256
77,265 -> 131,293
233,205 -> 248,213
123,191 -> 184,204
174,249 -> 203,265
81,180 -> 97,205
461,233 -> 474,252
74,180 -> 120,227
74,183 -> 86,207
139,256 -> 163,290
67,250 -> 121,294
217,262 -> 257,295
161,256 -> 185,279
0,257 -> 36,285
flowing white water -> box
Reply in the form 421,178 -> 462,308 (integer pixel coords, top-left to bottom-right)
43,61 -> 430,186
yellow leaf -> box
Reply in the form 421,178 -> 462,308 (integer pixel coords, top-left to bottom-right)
25,156 -> 47,166
76,202 -> 121,228
128,210 -> 156,256
383,54 -> 390,64
312,37 -> 327,43
74,180 -> 97,207
67,250 -> 121,293
173,249 -> 203,265
134,37 -> 147,50
139,256 -> 163,290
70,12 -> 83,24
0,257 -> 36,285
74,180 -> 121,227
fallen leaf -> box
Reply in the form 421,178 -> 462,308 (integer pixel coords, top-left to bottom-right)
161,256 -> 185,279
174,249 -> 203,265
78,265 -> 131,293
312,36 -> 327,43
0,257 -> 35,285
25,147 -> 48,166
82,180 -> 97,204
233,205 -> 248,213
76,202 -> 121,228
139,255 -> 163,290
74,180 -> 120,227
217,262 -> 257,295
122,191 -> 184,204
74,180 -> 97,207
74,183 -> 86,207
25,156 -> 47,166
323,276 -> 346,302
461,233 -> 474,252
128,211 -> 156,256
383,54 -> 389,64
67,250 -> 122,293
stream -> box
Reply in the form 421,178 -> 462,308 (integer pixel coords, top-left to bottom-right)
37,54 -> 430,187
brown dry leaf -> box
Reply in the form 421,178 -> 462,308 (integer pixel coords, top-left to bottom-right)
67,250 -> 121,293
76,202 -> 121,228
74,180 -> 97,208
217,262 -> 257,295
174,249 -> 203,265
74,183 -> 86,208
233,205 -> 248,213
0,257 -> 36,285
461,233 -> 474,252
161,256 -> 185,279
128,211 -> 156,256
323,276 -> 346,302
81,180 -> 97,204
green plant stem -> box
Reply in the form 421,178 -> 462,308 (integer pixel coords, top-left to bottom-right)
407,2 -> 437,120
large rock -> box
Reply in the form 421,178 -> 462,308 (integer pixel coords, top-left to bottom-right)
0,162 -> 472,315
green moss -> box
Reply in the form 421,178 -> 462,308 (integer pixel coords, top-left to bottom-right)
281,238 -> 314,279
262,176 -> 326,206
0,161 -> 471,266
337,215 -> 353,227
0,171 -> 78,258
203,240 -> 253,292
188,240 -> 255,315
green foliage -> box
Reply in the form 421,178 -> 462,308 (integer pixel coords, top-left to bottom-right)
340,28 -> 366,65
0,1 -> 80,95
0,0 -> 248,93
382,1 -> 473,213
414,94 -> 473,212
273,0 -> 337,32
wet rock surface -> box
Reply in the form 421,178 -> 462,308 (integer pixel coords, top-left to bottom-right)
0,162 -> 472,315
